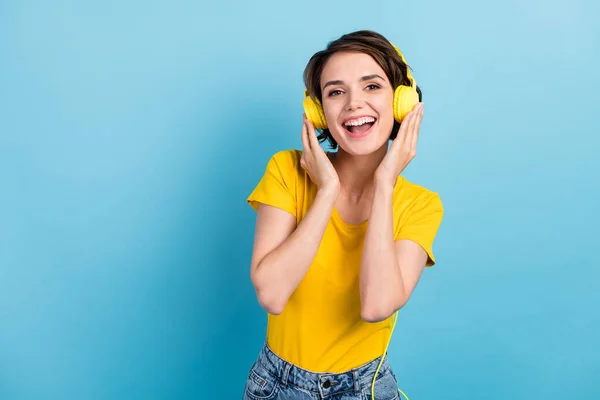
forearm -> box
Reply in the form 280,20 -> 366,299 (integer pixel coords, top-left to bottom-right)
360,181 -> 407,322
253,185 -> 338,314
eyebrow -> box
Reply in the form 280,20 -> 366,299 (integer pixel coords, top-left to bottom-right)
322,74 -> 386,90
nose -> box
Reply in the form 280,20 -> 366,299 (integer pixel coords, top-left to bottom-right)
345,89 -> 365,111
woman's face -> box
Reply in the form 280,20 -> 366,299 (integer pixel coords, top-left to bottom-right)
320,51 -> 395,156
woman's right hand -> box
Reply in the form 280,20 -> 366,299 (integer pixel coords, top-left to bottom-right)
300,114 -> 340,193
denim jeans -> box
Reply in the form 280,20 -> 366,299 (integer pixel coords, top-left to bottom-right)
243,342 -> 400,400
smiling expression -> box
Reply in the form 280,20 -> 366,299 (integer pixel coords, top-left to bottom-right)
320,51 -> 395,155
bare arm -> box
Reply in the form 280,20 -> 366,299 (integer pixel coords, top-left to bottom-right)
250,116 -> 340,315
359,181 -> 428,322
250,186 -> 338,315
362,103 -> 429,322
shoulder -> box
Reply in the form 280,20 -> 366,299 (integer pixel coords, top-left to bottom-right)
268,149 -> 302,169
263,149 -> 305,182
394,176 -> 443,212
255,149 -> 306,190
247,149 -> 304,215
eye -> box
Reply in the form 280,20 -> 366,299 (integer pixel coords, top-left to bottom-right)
365,84 -> 381,90
327,89 -> 343,97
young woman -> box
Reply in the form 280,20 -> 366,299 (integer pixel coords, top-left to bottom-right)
243,30 -> 444,400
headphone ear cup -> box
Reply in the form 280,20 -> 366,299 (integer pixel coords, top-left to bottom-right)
393,85 -> 419,123
303,95 -> 328,130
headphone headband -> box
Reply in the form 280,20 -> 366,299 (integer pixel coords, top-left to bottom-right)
390,43 -> 416,89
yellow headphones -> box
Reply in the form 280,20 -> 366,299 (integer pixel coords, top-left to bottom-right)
303,43 -> 419,130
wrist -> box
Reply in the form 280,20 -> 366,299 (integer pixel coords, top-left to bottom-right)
373,177 -> 395,194
318,182 -> 340,199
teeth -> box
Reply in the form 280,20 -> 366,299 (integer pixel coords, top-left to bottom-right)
344,117 -> 375,127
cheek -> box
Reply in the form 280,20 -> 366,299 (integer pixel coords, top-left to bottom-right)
377,95 -> 394,116
322,102 -> 345,136
323,100 -> 340,122
376,100 -> 395,131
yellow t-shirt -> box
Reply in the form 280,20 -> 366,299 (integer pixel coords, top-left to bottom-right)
247,149 -> 444,373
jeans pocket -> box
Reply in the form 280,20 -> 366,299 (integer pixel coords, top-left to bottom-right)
244,361 -> 280,400
362,371 -> 400,400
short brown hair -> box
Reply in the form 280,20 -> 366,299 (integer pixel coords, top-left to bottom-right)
303,30 -> 422,149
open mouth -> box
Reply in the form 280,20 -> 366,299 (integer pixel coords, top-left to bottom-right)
343,116 -> 377,138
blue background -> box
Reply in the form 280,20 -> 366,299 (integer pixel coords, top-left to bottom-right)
1,0 -> 599,399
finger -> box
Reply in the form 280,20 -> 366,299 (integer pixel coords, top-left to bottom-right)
301,119 -> 311,153
404,105 -> 419,150
406,104 -> 421,147
398,111 -> 414,146
304,117 -> 319,149
410,104 -> 424,150
388,117 -> 407,157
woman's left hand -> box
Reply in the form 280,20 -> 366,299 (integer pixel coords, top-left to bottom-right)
374,102 -> 424,188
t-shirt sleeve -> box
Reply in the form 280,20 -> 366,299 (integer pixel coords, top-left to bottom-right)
395,192 -> 444,267
246,151 -> 297,217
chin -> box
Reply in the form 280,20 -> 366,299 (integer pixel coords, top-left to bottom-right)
333,125 -> 390,155
338,142 -> 380,156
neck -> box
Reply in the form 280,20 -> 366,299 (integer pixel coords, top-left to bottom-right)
329,142 -> 389,200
